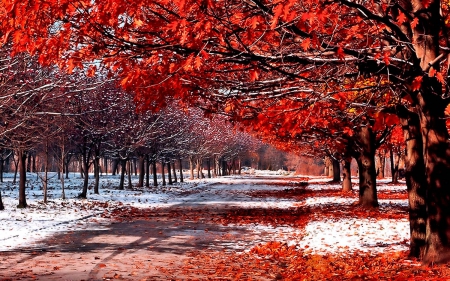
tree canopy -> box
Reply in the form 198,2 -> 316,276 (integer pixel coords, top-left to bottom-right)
2,0 -> 450,264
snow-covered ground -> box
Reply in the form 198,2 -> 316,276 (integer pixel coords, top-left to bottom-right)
0,171 -> 409,255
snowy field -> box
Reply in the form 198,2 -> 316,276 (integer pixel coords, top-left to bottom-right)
0,171 -> 409,255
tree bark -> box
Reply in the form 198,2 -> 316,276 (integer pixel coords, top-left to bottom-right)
118,158 -> 126,190
79,144 -> 90,199
390,148 -> 399,183
207,158 -> 211,178
353,126 -> 378,208
398,106 -> 427,259
112,158 -> 119,176
145,155 -> 150,187
332,157 -> 341,182
376,152 -> 386,178
127,160 -> 132,189
189,156 -> 194,180
161,160 -> 166,186
172,161 -> 177,183
152,161 -> 158,187
138,154 -> 145,187
342,159 -> 352,192
93,155 -> 100,194
167,161 -> 172,185
17,150 -> 27,208
0,191 -> 4,210
179,158 -> 184,183
415,88 -> 450,263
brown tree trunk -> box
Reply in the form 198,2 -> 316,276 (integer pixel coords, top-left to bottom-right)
415,89 -> 450,264
189,156 -> 194,180
112,158 -> 119,176
179,158 -> 184,183
342,159 -> 352,192
79,157 -> 90,198
0,158 -> 4,183
17,150 -> 27,208
161,160 -> 166,186
127,160 -> 132,189
207,158 -> 211,178
390,149 -> 399,183
138,154 -> 145,187
118,159 -> 126,190
376,152 -> 386,178
145,155 -> 150,187
167,161 -> 172,185
332,158 -> 340,182
172,161 -> 177,183
93,155 -> 100,194
0,191 -> 4,210
353,126 -> 378,208
152,161 -> 158,187
12,154 -> 18,184
398,106 -> 427,259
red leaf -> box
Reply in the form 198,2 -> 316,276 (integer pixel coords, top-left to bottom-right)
422,0 -> 431,8
410,17 -> 419,29
411,76 -> 422,91
396,11 -> 406,25
436,71 -> 445,84
429,67 -> 436,77
301,38 -> 310,51
271,4 -> 284,29
336,47 -> 345,60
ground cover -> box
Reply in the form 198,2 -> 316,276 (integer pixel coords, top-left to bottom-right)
0,171 -> 449,280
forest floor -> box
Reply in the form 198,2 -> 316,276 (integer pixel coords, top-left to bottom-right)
1,171 -> 450,280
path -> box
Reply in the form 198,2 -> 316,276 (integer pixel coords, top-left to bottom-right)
0,175 -> 304,280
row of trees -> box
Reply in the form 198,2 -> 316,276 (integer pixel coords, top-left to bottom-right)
1,0 -> 449,263
0,49 -> 260,209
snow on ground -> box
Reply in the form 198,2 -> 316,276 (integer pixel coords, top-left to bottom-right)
0,171 -> 409,255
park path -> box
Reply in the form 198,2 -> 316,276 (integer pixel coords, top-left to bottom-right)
0,175 -> 303,280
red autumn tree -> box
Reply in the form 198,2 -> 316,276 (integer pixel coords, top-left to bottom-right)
2,0 -> 450,263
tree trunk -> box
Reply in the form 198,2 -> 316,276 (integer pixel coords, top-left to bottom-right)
161,160 -> 166,186
145,155 -> 150,187
27,153 -> 31,172
179,158 -> 184,183
17,150 -> 27,208
415,89 -> 450,264
42,142 -> 49,204
79,144 -> 90,198
342,159 -> 352,192
353,126 -> 378,208
12,154 -> 18,184
172,161 -> 177,183
133,158 -> 137,176
390,149 -> 399,183
60,150 -> 66,200
127,160 -> 132,189
138,155 -> 145,187
167,161 -> 172,185
0,191 -> 4,210
376,152 -> 386,179
112,158 -> 119,176
207,158 -> 211,178
189,156 -> 194,180
222,159 -> 227,176
0,159 -> 4,183
237,157 -> 242,175
93,156 -> 100,194
118,159 -> 126,190
332,157 -> 340,182
152,161 -> 158,187
398,106 -> 427,259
